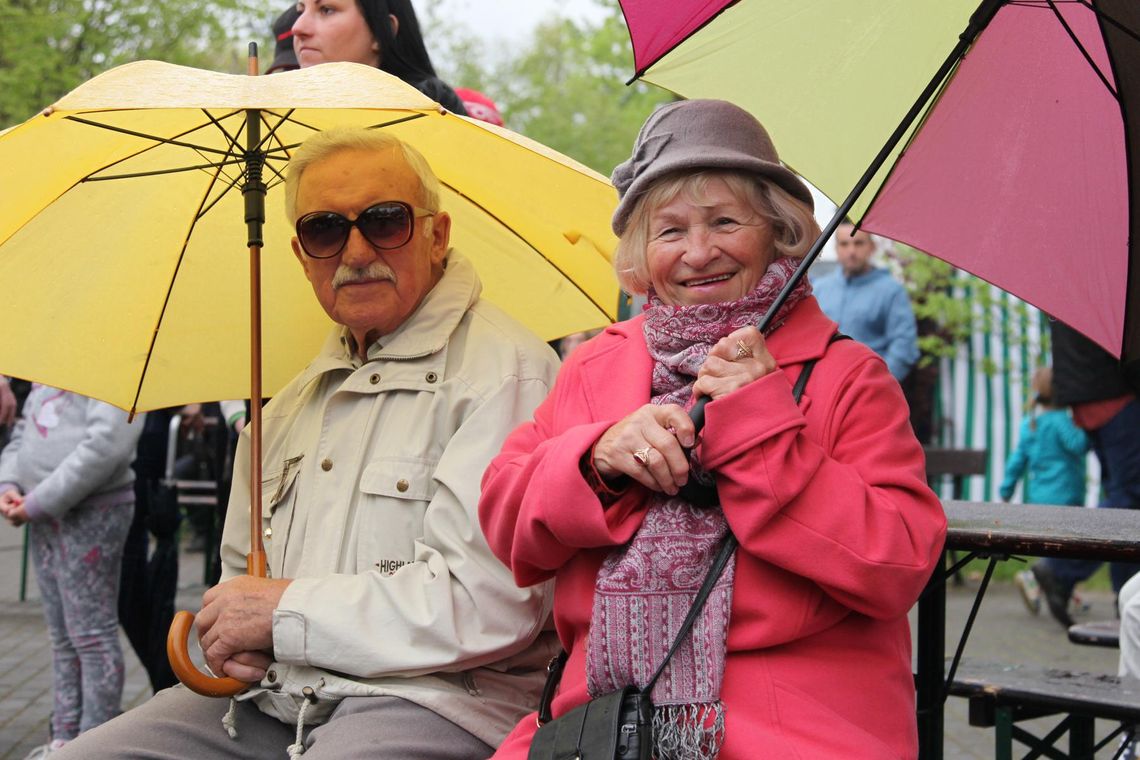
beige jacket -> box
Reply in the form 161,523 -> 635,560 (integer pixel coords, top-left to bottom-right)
219,252 -> 560,745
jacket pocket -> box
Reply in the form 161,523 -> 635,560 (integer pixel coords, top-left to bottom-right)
354,457 -> 438,573
261,454 -> 303,573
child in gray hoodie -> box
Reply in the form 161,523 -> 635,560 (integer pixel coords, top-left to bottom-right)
0,385 -> 143,755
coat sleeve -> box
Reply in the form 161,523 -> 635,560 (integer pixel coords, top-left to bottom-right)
699,351 -> 946,620
882,283 -> 919,381
479,365 -> 651,588
271,372 -> 559,678
0,415 -> 27,490
22,398 -> 142,520
1000,420 -> 1032,500
1057,415 -> 1090,457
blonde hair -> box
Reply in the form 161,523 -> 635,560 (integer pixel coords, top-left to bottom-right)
613,170 -> 820,294
284,127 -> 442,223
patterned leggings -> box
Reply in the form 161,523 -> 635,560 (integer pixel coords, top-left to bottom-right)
30,496 -> 134,740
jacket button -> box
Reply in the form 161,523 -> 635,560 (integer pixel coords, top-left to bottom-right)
266,668 -> 277,684
369,373 -> 380,384
263,527 -> 272,540
396,479 -> 409,493
321,458 -> 333,471
425,371 -> 438,383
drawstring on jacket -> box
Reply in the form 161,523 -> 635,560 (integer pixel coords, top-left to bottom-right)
286,682 -> 323,758
222,698 -> 238,739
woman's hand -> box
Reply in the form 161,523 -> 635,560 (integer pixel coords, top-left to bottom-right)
694,326 -> 777,401
593,404 -> 695,496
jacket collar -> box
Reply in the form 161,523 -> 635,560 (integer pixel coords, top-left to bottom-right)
574,296 -> 837,418
296,250 -> 480,390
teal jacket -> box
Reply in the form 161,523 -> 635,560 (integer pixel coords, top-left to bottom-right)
1000,409 -> 1089,505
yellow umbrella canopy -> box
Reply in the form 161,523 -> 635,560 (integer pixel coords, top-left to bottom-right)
0,61 -> 619,413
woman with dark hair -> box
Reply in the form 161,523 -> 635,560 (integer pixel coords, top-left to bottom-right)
291,0 -> 467,115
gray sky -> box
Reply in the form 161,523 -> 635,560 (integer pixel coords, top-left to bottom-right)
412,0 -> 610,45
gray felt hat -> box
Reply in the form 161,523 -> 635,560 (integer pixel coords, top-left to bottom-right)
610,99 -> 814,236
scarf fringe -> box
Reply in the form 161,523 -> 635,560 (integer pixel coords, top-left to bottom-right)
652,702 -> 725,760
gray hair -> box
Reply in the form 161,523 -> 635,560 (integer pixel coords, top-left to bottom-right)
284,127 -> 442,223
614,170 -> 821,294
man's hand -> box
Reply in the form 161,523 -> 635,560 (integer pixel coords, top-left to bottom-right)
0,379 -> 16,427
196,575 -> 292,682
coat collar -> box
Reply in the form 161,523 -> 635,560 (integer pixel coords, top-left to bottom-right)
295,250 -> 480,390
573,296 -> 837,419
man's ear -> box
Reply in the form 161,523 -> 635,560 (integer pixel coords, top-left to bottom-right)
429,211 -> 451,266
291,237 -> 311,277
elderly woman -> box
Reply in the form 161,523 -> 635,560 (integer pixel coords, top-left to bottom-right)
479,99 -> 946,759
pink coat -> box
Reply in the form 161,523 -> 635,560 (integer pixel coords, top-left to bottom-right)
479,297 -> 946,759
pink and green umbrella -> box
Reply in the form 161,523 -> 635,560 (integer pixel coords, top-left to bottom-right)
619,0 -> 1140,361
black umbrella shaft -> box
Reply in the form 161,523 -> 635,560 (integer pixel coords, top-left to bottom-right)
688,0 -> 1005,431
243,109 -> 266,249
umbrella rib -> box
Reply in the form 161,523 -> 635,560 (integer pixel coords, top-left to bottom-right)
623,0 -> 737,83
1046,0 -> 1119,100
82,158 -> 249,182
1073,0 -> 1140,43
438,179 -> 613,323
64,115 -> 237,158
129,157 -> 232,415
257,111 -> 296,187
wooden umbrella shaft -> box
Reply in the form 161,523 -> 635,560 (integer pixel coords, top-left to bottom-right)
247,242 -> 266,577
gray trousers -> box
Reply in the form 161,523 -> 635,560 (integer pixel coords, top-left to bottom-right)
52,685 -> 495,759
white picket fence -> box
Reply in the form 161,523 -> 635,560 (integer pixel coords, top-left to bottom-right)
932,278 -> 1101,505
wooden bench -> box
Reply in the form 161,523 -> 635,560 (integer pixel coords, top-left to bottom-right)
948,659 -> 1140,760
917,502 -> 1140,759
924,448 -> 987,587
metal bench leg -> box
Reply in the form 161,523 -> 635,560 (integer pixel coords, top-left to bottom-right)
917,550 -> 947,760
995,706 -> 1013,760
1069,716 -> 1095,759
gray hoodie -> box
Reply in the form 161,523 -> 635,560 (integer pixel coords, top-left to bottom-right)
0,385 -> 143,521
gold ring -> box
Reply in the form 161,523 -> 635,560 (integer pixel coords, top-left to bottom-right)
633,447 -> 652,466
734,340 -> 753,360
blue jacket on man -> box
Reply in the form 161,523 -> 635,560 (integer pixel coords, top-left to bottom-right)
813,266 -> 919,381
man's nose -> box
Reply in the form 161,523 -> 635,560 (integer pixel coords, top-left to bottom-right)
340,226 -> 380,267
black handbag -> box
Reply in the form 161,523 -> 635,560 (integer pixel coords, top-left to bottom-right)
528,349 -> 831,760
528,537 -> 737,760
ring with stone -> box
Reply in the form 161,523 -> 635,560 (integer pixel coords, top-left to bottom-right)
734,340 -> 753,361
633,447 -> 652,466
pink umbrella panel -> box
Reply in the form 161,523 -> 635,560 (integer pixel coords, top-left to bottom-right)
617,0 -> 1140,361
861,1 -> 1136,361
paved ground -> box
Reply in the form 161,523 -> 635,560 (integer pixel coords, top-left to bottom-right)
0,524 -> 1127,758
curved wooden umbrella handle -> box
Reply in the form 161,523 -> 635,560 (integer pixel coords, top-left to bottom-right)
167,610 -> 250,698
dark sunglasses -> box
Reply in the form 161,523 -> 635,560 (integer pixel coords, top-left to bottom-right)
295,201 -> 435,259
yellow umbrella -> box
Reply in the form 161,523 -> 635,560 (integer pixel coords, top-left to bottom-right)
0,56 -> 620,696
0,59 -> 618,413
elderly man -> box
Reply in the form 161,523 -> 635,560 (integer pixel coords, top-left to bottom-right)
813,221 -> 919,383
57,128 -> 560,759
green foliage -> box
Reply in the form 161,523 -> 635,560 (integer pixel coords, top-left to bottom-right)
0,0 -> 274,128
423,0 -> 671,175
885,243 -> 1033,372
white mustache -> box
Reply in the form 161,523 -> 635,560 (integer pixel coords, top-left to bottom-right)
332,262 -> 396,290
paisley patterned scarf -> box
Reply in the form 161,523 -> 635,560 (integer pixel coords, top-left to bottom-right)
586,256 -> 810,759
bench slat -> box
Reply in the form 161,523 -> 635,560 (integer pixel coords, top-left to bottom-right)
948,660 -> 1140,724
